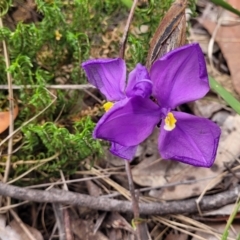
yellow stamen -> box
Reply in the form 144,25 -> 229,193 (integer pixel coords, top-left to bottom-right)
164,112 -> 177,131
103,102 -> 114,112
55,30 -> 62,41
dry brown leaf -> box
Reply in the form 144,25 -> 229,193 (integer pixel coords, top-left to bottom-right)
72,219 -> 108,240
191,99 -> 223,118
165,232 -> 188,240
108,228 -> 135,240
132,129 -> 169,187
86,179 -> 103,197
207,62 -> 239,100
105,212 -> 150,240
199,2 -> 240,95
212,110 -> 230,126
189,27 -> 219,54
148,114 -> 240,200
132,156 -> 169,187
0,216 -> 20,240
11,0 -> 37,23
105,212 -> 134,234
202,203 -> 240,216
0,105 -> 19,134
9,220 -> 43,240
146,0 -> 187,68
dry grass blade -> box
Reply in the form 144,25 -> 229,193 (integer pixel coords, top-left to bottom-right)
173,215 -> 222,234
85,164 -> 131,200
153,216 -> 206,240
0,17 -> 15,186
0,201 -> 28,214
7,152 -> 60,184
154,216 -> 236,240
171,215 -> 223,239
26,175 -> 109,189
196,165 -> 240,215
208,13 -> 223,72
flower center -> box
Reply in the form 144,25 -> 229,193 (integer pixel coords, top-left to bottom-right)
103,101 -> 114,112
164,112 -> 177,131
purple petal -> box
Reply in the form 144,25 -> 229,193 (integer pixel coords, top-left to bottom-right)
125,63 -> 152,98
159,111 -> 221,167
150,43 -> 209,109
110,142 -> 137,160
94,97 -> 161,146
82,58 -> 126,101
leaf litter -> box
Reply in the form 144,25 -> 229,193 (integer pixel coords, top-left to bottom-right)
1,0 -> 240,239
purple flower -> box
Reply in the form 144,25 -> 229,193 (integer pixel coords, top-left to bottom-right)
82,58 -> 159,159
82,43 -> 221,167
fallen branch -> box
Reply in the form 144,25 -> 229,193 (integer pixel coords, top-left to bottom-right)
0,182 -> 239,215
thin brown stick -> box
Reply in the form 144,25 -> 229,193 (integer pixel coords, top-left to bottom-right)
0,84 -> 95,90
119,0 -> 138,59
0,182 -> 239,216
0,18 -> 14,184
64,209 -> 73,240
125,161 -> 141,239
59,171 -> 73,240
125,161 -> 140,218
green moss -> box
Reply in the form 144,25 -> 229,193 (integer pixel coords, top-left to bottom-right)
16,117 -> 102,176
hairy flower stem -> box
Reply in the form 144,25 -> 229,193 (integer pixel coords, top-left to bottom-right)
125,160 -> 141,239
119,1 -> 142,238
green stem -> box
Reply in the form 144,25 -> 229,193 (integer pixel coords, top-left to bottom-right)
209,76 -> 240,115
210,0 -> 240,16
221,200 -> 240,240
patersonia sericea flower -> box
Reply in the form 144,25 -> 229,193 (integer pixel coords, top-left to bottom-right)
82,58 -> 158,159
82,43 -> 221,167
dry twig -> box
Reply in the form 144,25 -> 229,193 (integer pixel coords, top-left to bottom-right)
0,84 -> 95,90
119,0 -> 138,59
0,17 -> 14,184
0,182 -> 238,216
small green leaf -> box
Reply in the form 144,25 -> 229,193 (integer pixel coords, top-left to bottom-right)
209,76 -> 240,115
210,0 -> 240,16
120,0 -> 133,9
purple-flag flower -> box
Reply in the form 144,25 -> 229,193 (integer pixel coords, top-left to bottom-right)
82,58 -> 160,160
82,43 -> 221,167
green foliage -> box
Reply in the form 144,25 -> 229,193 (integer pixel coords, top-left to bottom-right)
17,117 -> 102,177
0,0 -> 12,16
188,0 -> 198,18
1,0 -> 110,179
